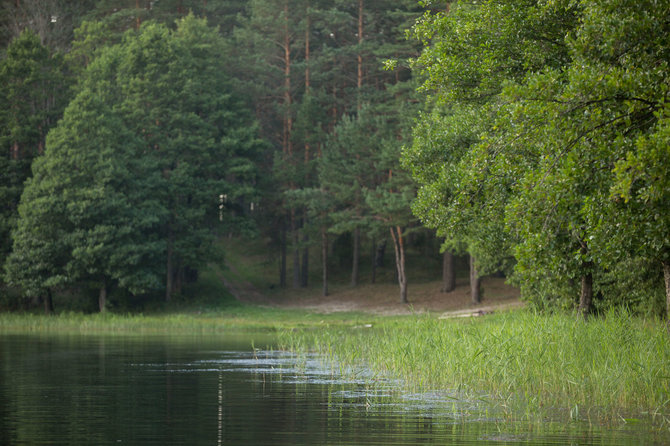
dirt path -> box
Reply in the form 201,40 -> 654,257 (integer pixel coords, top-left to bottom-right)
219,261 -> 523,317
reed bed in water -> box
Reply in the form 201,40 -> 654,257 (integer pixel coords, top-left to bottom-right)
282,309 -> 670,421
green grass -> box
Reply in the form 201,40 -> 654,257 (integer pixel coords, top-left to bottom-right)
3,301 -> 669,425
0,305 -> 382,335
281,308 -> 670,423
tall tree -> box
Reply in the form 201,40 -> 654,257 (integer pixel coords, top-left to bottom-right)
5,90 -> 164,312
319,109 -> 379,286
0,29 -> 69,286
407,0 -> 669,316
502,0 -> 670,316
6,15 -> 261,308
233,0 -> 303,287
231,0 -> 422,290
406,0 -> 576,307
114,16 -> 260,300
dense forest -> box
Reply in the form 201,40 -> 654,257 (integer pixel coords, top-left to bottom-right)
0,0 -> 667,317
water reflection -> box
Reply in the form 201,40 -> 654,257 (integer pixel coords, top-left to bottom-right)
0,334 -> 666,445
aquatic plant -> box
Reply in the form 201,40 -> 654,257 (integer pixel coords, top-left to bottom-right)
283,309 -> 670,423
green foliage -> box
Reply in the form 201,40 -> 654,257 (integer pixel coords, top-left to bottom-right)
320,108 -> 382,236
5,90 -> 164,297
502,0 -> 670,309
405,0 -> 573,273
319,101 -> 418,238
0,29 -> 70,282
5,15 -> 262,308
230,0 -> 424,289
407,0 -> 670,312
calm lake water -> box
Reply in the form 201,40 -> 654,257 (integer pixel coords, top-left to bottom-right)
0,334 -> 666,445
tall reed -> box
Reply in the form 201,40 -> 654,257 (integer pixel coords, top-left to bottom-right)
283,309 -> 670,421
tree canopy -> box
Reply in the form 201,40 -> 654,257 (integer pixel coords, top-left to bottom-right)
406,0 -> 669,316
5,14 -> 262,310
0,0 -> 667,317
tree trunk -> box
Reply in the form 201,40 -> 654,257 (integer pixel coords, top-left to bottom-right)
321,226 -> 328,297
99,282 -> 107,313
664,261 -> 670,320
469,254 -> 481,304
165,231 -> 174,302
301,9 -> 311,291
174,261 -> 183,296
282,0 -> 293,156
376,239 -> 386,268
578,271 -> 593,318
390,226 -> 408,304
301,244 -> 309,287
300,221 -> 309,288
356,0 -> 363,109
301,230 -> 309,288
304,5 -> 310,91
279,223 -> 287,288
351,226 -> 360,286
371,239 -> 388,284
44,288 -> 54,315
441,250 -> 455,293
291,211 -> 300,289
371,237 -> 376,284
135,0 -> 141,30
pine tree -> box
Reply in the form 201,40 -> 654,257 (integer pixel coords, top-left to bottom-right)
0,29 -> 69,286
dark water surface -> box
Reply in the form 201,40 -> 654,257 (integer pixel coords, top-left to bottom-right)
0,334 -> 666,445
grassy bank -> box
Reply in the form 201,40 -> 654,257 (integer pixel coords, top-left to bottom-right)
281,309 -> 670,423
0,306 -> 381,335
2,305 -> 669,424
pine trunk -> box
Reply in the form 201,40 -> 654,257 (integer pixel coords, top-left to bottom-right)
135,0 -> 141,29
321,226 -> 328,297
301,231 -> 309,288
44,288 -> 54,315
165,231 -> 174,302
282,0 -> 292,156
351,226 -> 360,286
469,254 -> 481,304
304,7 -> 310,91
390,226 -> 408,304
301,9 -> 311,289
371,237 -> 377,284
99,282 -> 107,313
375,240 -> 386,268
441,250 -> 455,293
279,223 -> 287,288
356,0 -> 364,111
292,243 -> 300,288
291,211 -> 300,289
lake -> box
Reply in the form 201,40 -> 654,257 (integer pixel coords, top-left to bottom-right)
0,334 -> 665,445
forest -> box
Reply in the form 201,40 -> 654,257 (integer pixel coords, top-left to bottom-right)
0,0 -> 668,318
